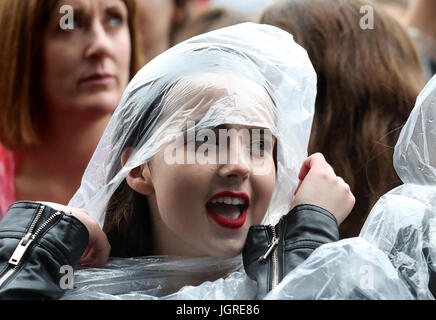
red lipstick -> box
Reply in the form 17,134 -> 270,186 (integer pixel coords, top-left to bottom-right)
208,209 -> 247,229
207,191 -> 250,229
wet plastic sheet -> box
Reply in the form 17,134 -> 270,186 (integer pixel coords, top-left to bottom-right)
61,237 -> 431,300
264,238 -> 416,300
63,22 -> 318,300
62,76 -> 436,300
265,76 -> 436,300
358,74 -> 436,299
359,185 -> 436,299
61,256 -> 256,300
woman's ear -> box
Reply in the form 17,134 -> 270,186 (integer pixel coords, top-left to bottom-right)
122,148 -> 154,195
121,147 -> 133,167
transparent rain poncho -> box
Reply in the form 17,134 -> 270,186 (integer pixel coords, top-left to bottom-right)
358,74 -> 436,299
262,75 -> 436,300
62,23 -> 317,299
69,23 -> 316,228
62,24 -> 436,300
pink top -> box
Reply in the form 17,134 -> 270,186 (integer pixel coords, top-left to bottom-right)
0,144 -> 17,219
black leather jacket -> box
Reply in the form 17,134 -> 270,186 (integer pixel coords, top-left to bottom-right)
0,201 -> 88,299
242,204 -> 339,298
0,201 -> 339,300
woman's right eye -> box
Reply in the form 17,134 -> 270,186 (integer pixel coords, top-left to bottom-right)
72,18 -> 81,29
108,13 -> 123,28
57,15 -> 83,31
196,135 -> 209,145
71,12 -> 85,29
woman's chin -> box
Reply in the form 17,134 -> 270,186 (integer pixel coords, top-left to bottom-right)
66,95 -> 120,118
209,241 -> 244,259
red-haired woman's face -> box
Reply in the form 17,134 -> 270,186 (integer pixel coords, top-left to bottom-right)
43,0 -> 131,121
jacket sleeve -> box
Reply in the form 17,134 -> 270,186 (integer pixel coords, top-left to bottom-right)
280,204 -> 339,275
243,204 -> 339,297
0,201 -> 89,299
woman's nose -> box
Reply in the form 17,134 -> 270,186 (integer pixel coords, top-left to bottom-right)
84,21 -> 111,60
218,145 -> 251,180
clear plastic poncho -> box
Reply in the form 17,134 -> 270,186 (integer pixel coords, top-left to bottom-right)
63,23 -> 317,299
63,26 -> 436,301
263,75 -> 436,300
69,22 -> 316,228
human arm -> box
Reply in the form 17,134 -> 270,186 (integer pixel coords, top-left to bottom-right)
243,153 -> 355,298
290,152 -> 355,225
0,201 -> 109,299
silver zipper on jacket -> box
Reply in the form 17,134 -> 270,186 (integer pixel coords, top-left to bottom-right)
8,204 -> 46,266
0,205 -> 61,287
257,224 -> 280,290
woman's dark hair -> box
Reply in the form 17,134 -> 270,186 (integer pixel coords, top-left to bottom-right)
260,0 -> 425,238
103,89 -> 168,257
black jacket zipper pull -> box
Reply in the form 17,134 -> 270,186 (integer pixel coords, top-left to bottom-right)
9,233 -> 35,266
257,236 -> 279,262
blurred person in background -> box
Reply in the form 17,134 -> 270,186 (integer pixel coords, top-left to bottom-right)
374,0 -> 436,81
260,0 -> 425,238
404,0 -> 436,80
374,0 -> 408,23
208,0 -> 275,17
135,0 -> 188,63
0,0 -> 141,218
173,6 -> 251,43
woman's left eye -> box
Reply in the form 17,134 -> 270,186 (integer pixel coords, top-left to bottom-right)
196,135 -> 213,146
252,141 -> 264,149
251,139 -> 272,152
108,14 -> 123,27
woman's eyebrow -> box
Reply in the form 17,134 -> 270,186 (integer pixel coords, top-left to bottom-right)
105,1 -> 128,14
62,0 -> 87,13
213,125 -> 273,133
181,123 -> 274,135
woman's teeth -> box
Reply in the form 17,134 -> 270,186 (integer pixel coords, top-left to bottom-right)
209,197 -> 246,205
206,197 -> 248,221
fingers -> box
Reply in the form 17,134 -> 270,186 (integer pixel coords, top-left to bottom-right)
293,153 -> 355,225
89,231 -> 111,267
327,163 -> 335,175
78,223 -> 111,268
77,214 -> 111,268
336,176 -> 345,185
298,152 -> 326,181
79,241 -> 111,268
36,202 -> 111,268
294,153 -> 328,196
